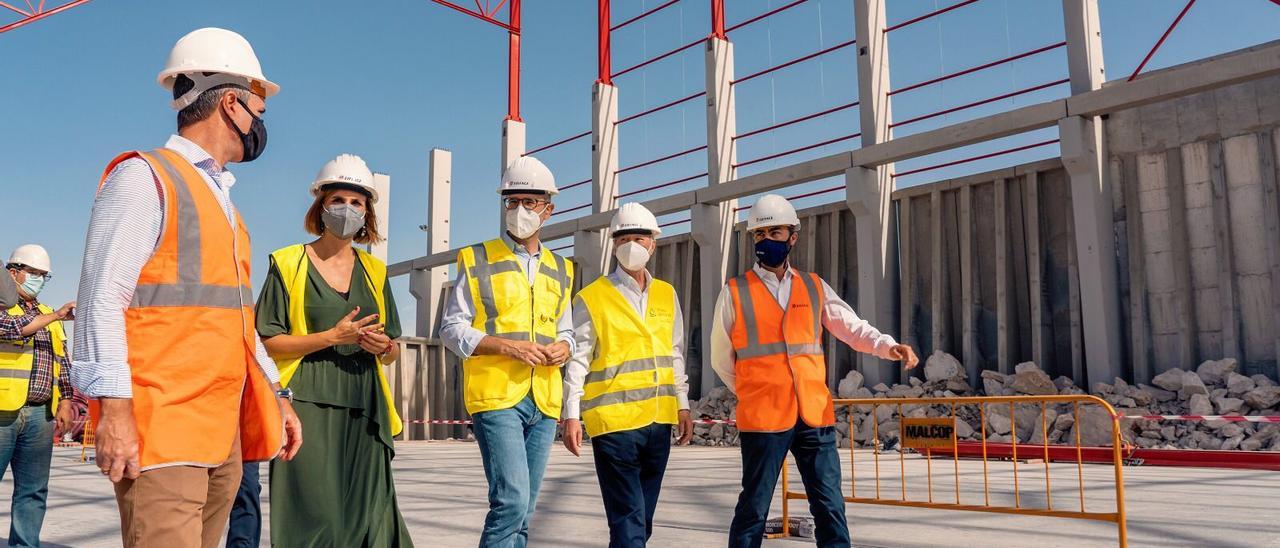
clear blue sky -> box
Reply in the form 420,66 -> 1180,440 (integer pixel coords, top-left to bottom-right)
2,0 -> 1277,336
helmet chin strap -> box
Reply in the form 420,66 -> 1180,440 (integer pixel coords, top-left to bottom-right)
171,72 -> 255,110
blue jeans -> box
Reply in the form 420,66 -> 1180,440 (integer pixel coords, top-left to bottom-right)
471,394 -> 557,548
0,405 -> 54,548
225,462 -> 261,548
591,423 -> 672,548
728,421 -> 850,548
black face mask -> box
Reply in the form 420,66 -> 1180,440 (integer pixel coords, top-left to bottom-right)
232,98 -> 268,163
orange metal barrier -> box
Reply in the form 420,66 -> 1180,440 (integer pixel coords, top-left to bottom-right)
80,418 -> 94,463
770,395 -> 1128,547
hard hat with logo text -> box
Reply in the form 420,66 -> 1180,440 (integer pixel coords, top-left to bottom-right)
610,202 -> 662,237
311,154 -> 378,204
745,194 -> 801,231
498,156 -> 558,196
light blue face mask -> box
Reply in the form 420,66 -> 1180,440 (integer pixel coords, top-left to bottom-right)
19,274 -> 45,298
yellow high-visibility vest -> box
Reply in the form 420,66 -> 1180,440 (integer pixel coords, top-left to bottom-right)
0,303 -> 66,411
457,238 -> 574,418
576,275 -> 679,438
268,244 -> 403,437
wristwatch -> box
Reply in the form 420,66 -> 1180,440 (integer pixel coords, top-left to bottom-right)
275,388 -> 294,402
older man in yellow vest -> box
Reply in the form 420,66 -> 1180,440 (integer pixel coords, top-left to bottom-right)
562,202 -> 694,547
440,156 -> 576,548
0,244 -> 80,547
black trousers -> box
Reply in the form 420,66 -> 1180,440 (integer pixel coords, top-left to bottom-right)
728,421 -> 850,548
591,423 -> 673,548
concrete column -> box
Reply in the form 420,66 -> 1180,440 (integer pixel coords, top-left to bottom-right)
852,0 -> 899,385
577,82 -> 622,283
369,173 -> 392,263
410,149 -> 452,338
500,119 -> 526,231
1061,0 -> 1122,383
690,36 -> 739,397
1060,116 -> 1123,384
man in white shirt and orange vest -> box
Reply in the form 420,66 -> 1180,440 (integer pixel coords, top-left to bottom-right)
562,203 -> 694,547
72,28 -> 302,548
711,194 -> 919,548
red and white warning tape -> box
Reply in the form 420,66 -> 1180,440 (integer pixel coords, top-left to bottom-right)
1119,415 -> 1280,423
407,418 -> 740,426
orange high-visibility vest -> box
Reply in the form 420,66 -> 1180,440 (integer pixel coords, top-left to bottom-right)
728,269 -> 833,433
89,148 -> 283,470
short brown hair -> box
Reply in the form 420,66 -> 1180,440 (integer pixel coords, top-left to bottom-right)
304,188 -> 382,245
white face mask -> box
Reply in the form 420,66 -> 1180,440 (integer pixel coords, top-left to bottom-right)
505,205 -> 544,240
614,241 -> 651,272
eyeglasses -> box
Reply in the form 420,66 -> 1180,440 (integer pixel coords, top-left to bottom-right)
503,197 -> 550,211
7,264 -> 50,281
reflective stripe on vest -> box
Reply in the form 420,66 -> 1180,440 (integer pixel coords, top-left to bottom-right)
459,238 -> 573,418
729,270 -> 834,432
0,304 -> 66,411
732,272 -> 823,358
87,148 -> 283,470
131,150 -> 253,309
577,276 -> 679,437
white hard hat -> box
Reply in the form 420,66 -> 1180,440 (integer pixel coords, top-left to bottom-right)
610,202 -> 662,237
158,27 -> 280,110
311,154 -> 378,204
745,194 -> 801,231
498,156 -> 558,196
7,244 -> 51,274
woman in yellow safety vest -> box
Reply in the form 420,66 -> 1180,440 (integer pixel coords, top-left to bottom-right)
252,154 -> 413,547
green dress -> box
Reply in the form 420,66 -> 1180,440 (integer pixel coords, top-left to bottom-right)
257,252 -> 414,548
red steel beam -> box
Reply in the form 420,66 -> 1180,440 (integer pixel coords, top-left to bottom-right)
734,132 -> 861,169
598,0 -> 612,84
559,178 -> 592,191
612,0 -> 680,31
612,36 -> 704,78
659,218 -> 691,228
890,78 -> 1069,129
787,184 -> 844,202
892,138 -> 1059,178
507,0 -> 521,121
883,0 -> 982,33
551,202 -> 592,217
1127,0 -> 1196,81
431,0 -> 519,33
0,0 -> 91,35
733,39 -> 856,86
711,0 -> 725,39
726,0 -> 809,34
616,144 -> 708,174
616,90 -> 706,125
888,41 -> 1066,96
524,130 -> 591,156
616,171 -> 707,199
735,101 -> 859,141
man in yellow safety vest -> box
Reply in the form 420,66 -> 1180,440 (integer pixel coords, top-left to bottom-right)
561,202 -> 694,547
0,244 -> 80,546
440,156 -> 576,548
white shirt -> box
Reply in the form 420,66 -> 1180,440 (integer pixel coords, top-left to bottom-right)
439,233 -> 575,359
709,263 -> 899,393
562,267 -> 691,420
72,135 -> 280,398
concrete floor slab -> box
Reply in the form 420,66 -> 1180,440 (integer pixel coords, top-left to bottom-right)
5,443 -> 1280,547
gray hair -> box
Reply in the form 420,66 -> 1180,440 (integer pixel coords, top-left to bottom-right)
173,73 -> 251,130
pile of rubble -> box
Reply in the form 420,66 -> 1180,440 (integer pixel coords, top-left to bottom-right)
689,352 -> 1280,451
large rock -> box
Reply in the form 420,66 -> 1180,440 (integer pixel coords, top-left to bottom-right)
1068,405 -> 1115,447
837,370 -> 865,399
986,412 -> 1012,435
1151,368 -> 1186,392
1214,397 -> 1244,415
982,377 -> 1004,397
955,418 -> 975,439
1253,375 -> 1277,387
1008,365 -> 1057,396
1179,371 -> 1209,400
1243,386 -> 1280,410
1139,384 -> 1177,402
924,351 -> 964,382
1227,373 -> 1256,396
1188,394 -> 1213,416
1195,358 -> 1237,385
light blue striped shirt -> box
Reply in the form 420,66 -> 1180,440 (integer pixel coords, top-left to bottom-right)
71,135 -> 280,399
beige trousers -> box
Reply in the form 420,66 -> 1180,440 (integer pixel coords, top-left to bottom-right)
112,436 -> 243,548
